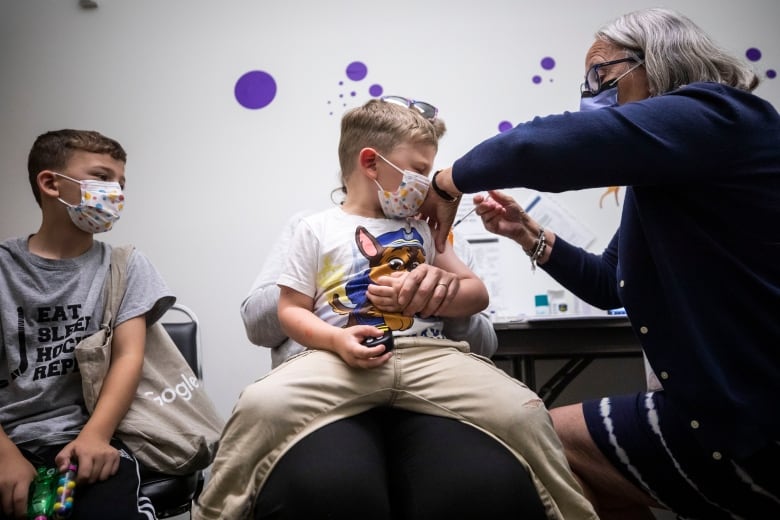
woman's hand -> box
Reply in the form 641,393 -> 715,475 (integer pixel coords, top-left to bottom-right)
367,264 -> 459,318
476,190 -> 551,256
419,167 -> 461,253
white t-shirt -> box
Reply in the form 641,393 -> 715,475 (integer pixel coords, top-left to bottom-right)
278,207 -> 444,338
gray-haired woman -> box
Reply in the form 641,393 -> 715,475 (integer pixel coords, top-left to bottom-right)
422,7 -> 779,520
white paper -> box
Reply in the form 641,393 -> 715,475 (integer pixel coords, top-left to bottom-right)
524,193 -> 597,249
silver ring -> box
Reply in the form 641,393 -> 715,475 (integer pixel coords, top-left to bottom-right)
437,283 -> 448,288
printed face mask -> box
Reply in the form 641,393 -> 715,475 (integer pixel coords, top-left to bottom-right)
374,153 -> 430,219
579,84 -> 618,111
55,173 -> 124,233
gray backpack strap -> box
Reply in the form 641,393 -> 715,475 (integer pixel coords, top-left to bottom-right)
102,244 -> 135,327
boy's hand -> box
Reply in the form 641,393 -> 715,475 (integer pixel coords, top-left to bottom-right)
333,326 -> 393,369
0,444 -> 36,519
367,265 -> 459,318
56,432 -> 119,484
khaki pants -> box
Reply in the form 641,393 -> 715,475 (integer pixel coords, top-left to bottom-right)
194,338 -> 597,520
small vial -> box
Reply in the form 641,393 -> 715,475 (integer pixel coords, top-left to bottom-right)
534,294 -> 550,315
546,289 -> 568,314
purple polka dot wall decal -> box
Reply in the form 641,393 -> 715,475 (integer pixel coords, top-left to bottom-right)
744,47 -> 776,80
746,48 -> 762,61
346,61 -> 368,81
235,70 -> 277,110
327,61 -> 385,115
532,55 -> 556,84
507,55 -> 557,133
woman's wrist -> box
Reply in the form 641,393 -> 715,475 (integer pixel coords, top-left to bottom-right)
519,227 -> 540,256
431,168 -> 460,202
521,227 -> 554,270
536,230 -> 554,265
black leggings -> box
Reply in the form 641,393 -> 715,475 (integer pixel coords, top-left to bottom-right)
254,407 -> 547,520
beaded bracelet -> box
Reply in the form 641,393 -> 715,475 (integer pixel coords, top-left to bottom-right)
523,227 -> 546,271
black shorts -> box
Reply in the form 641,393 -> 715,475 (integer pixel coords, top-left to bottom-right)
4,438 -> 157,520
583,391 -> 779,519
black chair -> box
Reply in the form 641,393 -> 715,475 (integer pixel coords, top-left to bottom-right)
140,303 -> 206,518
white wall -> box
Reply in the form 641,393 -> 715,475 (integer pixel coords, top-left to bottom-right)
2,0 -> 778,419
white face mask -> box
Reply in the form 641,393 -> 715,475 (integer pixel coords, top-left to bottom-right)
55,173 -> 124,233
374,153 -> 430,219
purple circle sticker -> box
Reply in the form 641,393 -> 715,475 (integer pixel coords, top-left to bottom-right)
235,70 -> 277,110
498,121 -> 513,132
369,84 -> 384,97
346,61 -> 368,81
745,48 -> 762,62
541,57 -> 556,70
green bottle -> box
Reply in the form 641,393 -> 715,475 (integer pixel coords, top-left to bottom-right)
28,466 -> 57,520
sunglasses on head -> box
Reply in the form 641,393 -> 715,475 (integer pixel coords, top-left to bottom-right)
380,95 -> 438,120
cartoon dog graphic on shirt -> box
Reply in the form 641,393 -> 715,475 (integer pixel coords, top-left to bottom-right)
330,225 -> 424,331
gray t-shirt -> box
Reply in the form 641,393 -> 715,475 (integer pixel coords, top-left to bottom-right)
0,237 -> 174,451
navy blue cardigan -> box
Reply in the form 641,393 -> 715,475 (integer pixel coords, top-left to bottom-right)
453,82 -> 780,460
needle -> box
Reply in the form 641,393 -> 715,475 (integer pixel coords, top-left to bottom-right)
453,194 -> 491,227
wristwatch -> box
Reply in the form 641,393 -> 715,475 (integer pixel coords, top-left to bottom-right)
431,170 -> 459,202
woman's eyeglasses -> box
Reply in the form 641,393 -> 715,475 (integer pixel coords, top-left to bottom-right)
381,95 -> 438,120
581,57 -> 644,95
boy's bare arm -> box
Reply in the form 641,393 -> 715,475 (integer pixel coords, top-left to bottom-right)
86,315 -> 146,437
277,286 -> 390,368
0,426 -> 36,517
56,315 -> 146,483
277,287 -> 337,350
429,245 -> 489,318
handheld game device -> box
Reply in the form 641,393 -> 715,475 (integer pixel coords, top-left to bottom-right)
362,330 -> 394,353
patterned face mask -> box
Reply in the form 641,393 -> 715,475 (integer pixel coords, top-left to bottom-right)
55,173 -> 124,233
374,153 -> 431,219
